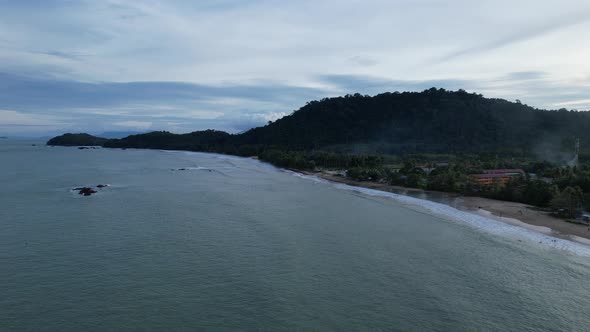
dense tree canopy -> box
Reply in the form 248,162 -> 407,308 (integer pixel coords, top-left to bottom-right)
48,89 -> 590,157
47,133 -> 108,146
46,89 -> 590,211
235,88 -> 590,155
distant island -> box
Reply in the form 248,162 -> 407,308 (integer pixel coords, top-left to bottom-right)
48,88 -> 590,222
47,133 -> 108,146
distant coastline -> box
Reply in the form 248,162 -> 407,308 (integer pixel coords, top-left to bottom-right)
43,140 -> 590,245
44,88 -> 590,243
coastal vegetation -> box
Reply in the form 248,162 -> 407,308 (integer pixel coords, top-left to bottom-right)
47,88 -> 590,218
340,160 -> 590,212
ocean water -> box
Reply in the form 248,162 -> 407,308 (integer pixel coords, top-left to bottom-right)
2,140 -> 590,331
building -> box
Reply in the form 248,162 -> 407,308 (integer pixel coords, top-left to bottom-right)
482,169 -> 525,177
471,173 -> 514,187
471,169 -> 525,187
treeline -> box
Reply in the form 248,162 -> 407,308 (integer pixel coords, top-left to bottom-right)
103,130 -> 231,151
235,88 -> 590,155
46,88 -> 590,214
50,88 -> 590,157
258,150 -> 387,170
344,161 -> 590,215
47,133 -> 108,146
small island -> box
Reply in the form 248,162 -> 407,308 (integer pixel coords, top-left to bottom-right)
47,133 -> 108,146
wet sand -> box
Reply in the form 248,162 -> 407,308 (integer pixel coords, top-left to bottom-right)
306,170 -> 590,243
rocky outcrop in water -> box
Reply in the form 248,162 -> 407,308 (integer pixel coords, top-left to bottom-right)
74,187 -> 97,196
73,184 -> 110,196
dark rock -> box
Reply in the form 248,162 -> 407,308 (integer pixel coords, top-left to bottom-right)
76,187 -> 97,196
96,184 -> 109,188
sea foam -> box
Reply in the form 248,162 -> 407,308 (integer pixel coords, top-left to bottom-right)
163,150 -> 590,256
287,171 -> 590,257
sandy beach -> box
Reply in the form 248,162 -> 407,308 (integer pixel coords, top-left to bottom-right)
306,170 -> 590,243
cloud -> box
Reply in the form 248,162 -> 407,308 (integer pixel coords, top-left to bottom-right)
554,99 -> 590,110
555,99 -> 590,106
35,50 -> 90,61
501,71 -> 547,81
0,109 -> 66,135
0,72 -> 326,113
316,72 -> 590,112
1,0 -> 590,136
113,121 -> 153,130
317,74 -> 472,94
348,55 -> 379,67
0,72 -> 329,134
434,9 -> 590,63
0,109 -> 63,126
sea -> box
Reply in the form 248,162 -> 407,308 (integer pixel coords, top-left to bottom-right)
2,139 -> 590,331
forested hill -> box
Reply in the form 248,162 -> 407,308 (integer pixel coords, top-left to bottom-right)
49,89 -> 590,156
47,133 -> 108,146
236,89 -> 590,154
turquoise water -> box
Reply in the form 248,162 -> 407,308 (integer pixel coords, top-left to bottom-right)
1,140 -> 590,331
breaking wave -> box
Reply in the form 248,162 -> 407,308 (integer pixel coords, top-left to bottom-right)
287,171 -> 590,257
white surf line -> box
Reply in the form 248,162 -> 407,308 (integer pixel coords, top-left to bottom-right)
286,170 -> 590,257
156,151 -> 590,256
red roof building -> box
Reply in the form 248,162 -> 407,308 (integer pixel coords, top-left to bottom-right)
471,169 -> 525,187
483,169 -> 525,176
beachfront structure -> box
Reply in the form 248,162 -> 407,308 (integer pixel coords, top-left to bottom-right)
471,169 -> 525,187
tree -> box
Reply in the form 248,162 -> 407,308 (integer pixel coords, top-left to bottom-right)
406,173 -> 426,189
550,186 -> 584,218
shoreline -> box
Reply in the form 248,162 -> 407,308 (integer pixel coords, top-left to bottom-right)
44,144 -> 590,246
301,170 -> 590,244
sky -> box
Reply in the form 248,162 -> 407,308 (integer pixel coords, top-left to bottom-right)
1,0 -> 590,136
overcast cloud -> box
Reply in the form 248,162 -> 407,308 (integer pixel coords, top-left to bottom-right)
1,0 -> 589,136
